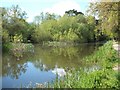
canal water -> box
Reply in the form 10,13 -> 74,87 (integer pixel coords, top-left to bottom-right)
2,43 -> 102,88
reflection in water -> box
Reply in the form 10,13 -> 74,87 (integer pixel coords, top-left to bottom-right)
2,43 -> 102,88
52,65 -> 66,77
33,59 -> 48,71
2,54 -> 28,79
52,68 -> 66,77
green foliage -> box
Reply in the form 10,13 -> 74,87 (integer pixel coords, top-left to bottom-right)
33,12 -> 59,26
65,9 -> 84,16
11,43 -> 25,59
2,29 -> 11,52
2,4 -> 109,44
1,5 -> 35,43
76,23 -> 89,42
13,34 -> 23,43
2,42 -> 12,52
88,2 -> 119,40
7,34 -> 34,60
52,68 -> 119,88
65,28 -> 79,41
84,41 -> 119,68
2,30 -> 9,43
33,13 -> 98,43
33,25 -> 52,43
2,4 -> 118,44
10,43 -> 34,60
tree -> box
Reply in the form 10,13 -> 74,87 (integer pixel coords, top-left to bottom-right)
65,9 -> 84,16
2,5 -> 33,42
88,2 -> 119,40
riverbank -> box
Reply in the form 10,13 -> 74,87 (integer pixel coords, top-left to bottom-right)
41,41 -> 106,47
40,41 -> 119,88
52,41 -> 119,88
3,41 -> 119,88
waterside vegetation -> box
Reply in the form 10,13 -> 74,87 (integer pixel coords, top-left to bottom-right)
1,1 -> 119,89
37,41 -> 120,89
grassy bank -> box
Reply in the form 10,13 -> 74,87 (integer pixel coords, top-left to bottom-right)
45,41 -> 119,89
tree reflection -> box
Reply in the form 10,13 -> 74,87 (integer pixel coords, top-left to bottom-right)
2,43 -> 101,79
32,44 -> 100,70
32,59 -> 49,71
2,54 -> 28,79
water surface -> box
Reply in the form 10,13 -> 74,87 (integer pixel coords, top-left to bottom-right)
2,43 -> 102,88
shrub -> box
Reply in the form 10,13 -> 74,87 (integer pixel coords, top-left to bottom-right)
52,68 -> 119,88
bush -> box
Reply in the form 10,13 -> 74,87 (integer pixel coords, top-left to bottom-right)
2,30 -> 9,43
13,34 -> 23,43
10,43 -> 34,60
84,41 -> 119,68
32,27 -> 52,43
52,68 -> 119,88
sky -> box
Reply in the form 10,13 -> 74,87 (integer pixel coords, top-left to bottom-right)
0,0 -> 94,22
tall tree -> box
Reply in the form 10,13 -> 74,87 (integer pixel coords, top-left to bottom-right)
87,2 -> 119,40
65,9 -> 84,16
1,5 -> 32,42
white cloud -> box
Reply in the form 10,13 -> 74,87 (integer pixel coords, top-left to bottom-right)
25,10 -> 39,23
43,0 -> 81,16
27,0 -> 81,22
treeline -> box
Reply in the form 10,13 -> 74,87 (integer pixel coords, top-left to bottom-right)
33,11 -> 106,43
1,5 -> 35,44
1,2 -> 119,44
